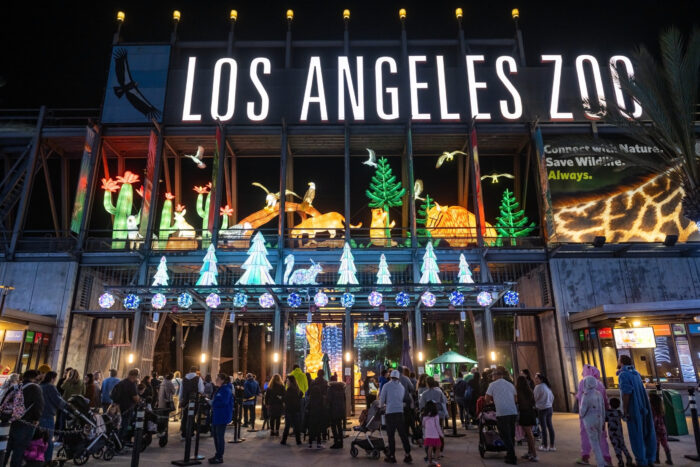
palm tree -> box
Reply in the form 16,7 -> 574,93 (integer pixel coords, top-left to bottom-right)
594,27 -> 699,225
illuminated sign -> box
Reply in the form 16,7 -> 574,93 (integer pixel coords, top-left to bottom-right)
598,327 -> 612,339
613,327 -> 656,349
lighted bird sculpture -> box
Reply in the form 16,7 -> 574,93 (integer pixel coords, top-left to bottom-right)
363,148 -> 377,168
185,146 -> 206,169
414,179 -> 425,201
300,182 -> 316,210
480,173 -> 515,183
436,150 -> 469,168
252,182 -> 301,210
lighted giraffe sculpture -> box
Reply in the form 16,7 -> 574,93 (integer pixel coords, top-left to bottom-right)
553,173 -> 699,242
304,323 -> 324,377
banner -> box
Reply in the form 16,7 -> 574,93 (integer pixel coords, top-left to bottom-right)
139,130 -> 158,239
544,137 -> 699,243
70,126 -> 97,234
469,127 -> 486,237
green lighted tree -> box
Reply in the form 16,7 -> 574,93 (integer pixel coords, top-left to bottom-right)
366,157 -> 406,238
416,194 -> 435,240
495,189 -> 535,246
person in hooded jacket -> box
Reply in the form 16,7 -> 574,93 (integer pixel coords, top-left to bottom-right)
288,364 -> 308,395
327,379 -> 346,449
209,373 -> 233,464
281,375 -> 303,446
179,366 -> 205,438
580,376 -> 606,467
576,364 -> 612,466
618,354 -> 657,467
265,374 -> 285,436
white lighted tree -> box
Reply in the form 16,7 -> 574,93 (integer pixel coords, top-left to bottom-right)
419,242 -> 441,284
458,253 -> 474,284
236,232 -> 275,285
152,256 -> 169,286
376,254 -> 392,285
337,242 -> 359,285
196,244 -> 218,286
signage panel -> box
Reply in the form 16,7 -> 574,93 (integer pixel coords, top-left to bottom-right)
613,327 -> 656,349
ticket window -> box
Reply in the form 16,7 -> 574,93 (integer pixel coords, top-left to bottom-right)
598,328 -> 619,387
687,324 -> 700,381
0,330 -> 24,373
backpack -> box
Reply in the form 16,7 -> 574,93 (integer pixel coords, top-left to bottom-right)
0,385 -> 26,422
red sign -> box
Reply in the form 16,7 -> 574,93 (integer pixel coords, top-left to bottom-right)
598,327 -> 613,339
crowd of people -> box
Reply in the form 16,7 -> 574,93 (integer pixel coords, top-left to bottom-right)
0,353 -> 677,467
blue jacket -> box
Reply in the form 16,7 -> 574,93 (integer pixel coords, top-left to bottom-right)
211,383 -> 233,425
101,377 -> 120,404
243,379 -> 260,406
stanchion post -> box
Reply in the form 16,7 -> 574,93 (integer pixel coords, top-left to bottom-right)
131,406 -> 145,467
685,387 -> 700,461
193,395 -> 205,460
172,399 -> 201,466
229,399 -> 245,443
445,397 -> 465,438
0,421 -> 10,465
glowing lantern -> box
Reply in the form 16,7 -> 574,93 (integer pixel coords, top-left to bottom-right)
233,292 -> 248,308
340,293 -> 355,308
259,292 -> 275,309
314,291 -> 329,308
449,291 -> 465,307
395,292 -> 410,308
124,294 -> 141,310
477,291 -> 493,307
99,293 -> 115,309
368,291 -> 383,308
151,293 -> 167,310
287,293 -> 302,308
421,291 -> 436,308
206,293 -> 221,309
178,292 -> 193,309
504,291 -> 520,306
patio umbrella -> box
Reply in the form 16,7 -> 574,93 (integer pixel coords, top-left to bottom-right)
427,350 -> 477,378
322,353 -> 331,381
401,339 -> 414,371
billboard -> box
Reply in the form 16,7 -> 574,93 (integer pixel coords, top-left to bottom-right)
614,327 -> 656,349
544,138 -> 699,243
102,45 -> 170,123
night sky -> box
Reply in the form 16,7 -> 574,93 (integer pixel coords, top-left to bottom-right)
2,0 -> 698,109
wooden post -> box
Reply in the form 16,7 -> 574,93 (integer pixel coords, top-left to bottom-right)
61,155 -> 70,234
242,324 -> 249,374
231,319 -> 239,374
176,321 -> 184,373
175,153 -> 182,206
260,326 -> 267,384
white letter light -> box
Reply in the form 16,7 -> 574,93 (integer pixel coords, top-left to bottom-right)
436,56 -> 460,121
375,57 -> 399,120
609,55 -> 642,119
408,55 -> 430,120
300,56 -> 328,122
182,56 -> 201,122
338,56 -> 365,121
541,54 -> 573,121
495,56 -> 523,120
575,54 -> 606,120
466,55 -> 491,120
211,58 -> 238,121
247,57 -> 271,121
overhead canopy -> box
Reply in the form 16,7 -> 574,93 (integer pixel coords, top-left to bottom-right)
427,350 -> 477,365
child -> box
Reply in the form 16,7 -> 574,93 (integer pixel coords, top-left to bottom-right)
422,400 -> 443,467
606,397 -> 634,467
579,376 -> 606,467
650,393 -> 673,465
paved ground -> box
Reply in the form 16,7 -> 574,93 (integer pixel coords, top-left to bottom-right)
89,413 -> 700,466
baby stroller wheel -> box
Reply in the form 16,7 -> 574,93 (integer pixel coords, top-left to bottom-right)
478,444 -> 485,458
103,448 -> 115,461
73,449 -> 89,465
92,447 -> 104,459
350,446 -> 358,457
371,449 -> 381,460
141,432 -> 152,451
159,435 -> 168,447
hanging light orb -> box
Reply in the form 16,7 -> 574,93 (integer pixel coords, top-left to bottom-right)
124,294 -> 141,310
314,291 -> 329,308
395,292 -> 411,308
477,291 -> 493,307
504,291 -> 520,306
287,292 -> 302,308
178,292 -> 193,309
340,293 -> 355,308
421,291 -> 436,308
151,293 -> 167,310
233,292 -> 248,308
206,293 -> 221,309
449,290 -> 465,307
368,291 -> 383,307
259,292 -> 275,309
99,292 -> 115,309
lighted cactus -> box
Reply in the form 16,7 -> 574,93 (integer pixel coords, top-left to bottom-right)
158,192 -> 177,248
220,205 -> 233,230
194,183 -> 212,243
102,171 -> 140,249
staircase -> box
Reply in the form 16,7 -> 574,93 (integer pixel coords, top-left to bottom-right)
0,144 -> 38,247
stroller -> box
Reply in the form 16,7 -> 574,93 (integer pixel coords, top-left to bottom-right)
477,403 -> 506,458
350,400 -> 387,460
150,407 -> 171,447
56,395 -> 110,465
